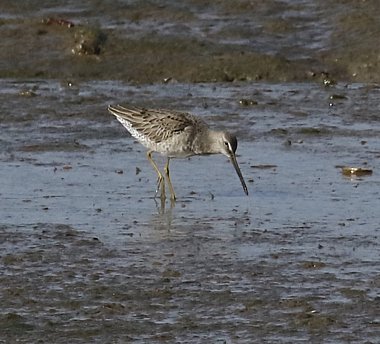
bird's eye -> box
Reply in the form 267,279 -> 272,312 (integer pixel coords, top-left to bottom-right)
224,141 -> 229,147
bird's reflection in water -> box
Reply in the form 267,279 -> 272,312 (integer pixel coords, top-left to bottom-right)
151,197 -> 175,232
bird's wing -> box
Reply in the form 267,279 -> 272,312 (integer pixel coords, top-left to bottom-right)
108,104 -> 207,143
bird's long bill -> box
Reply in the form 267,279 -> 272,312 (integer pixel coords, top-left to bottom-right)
229,153 -> 249,195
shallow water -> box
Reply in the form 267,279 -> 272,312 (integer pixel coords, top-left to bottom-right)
1,79 -> 379,342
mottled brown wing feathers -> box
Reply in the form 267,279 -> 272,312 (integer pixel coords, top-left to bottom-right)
108,104 -> 206,143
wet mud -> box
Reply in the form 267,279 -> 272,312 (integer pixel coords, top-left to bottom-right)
1,80 -> 379,342
1,1 -> 380,342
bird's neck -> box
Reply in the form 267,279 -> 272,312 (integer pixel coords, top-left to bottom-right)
193,130 -> 222,155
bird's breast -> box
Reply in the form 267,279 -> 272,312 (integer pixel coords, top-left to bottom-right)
156,134 -> 195,158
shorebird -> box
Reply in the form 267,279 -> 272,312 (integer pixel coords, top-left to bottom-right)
108,104 -> 249,200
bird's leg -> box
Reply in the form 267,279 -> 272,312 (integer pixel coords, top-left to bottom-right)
146,151 -> 166,199
164,157 -> 176,201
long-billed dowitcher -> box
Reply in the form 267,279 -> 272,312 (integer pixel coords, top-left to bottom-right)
108,104 -> 248,200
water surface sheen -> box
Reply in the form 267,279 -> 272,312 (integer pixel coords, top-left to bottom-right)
1,80 -> 379,342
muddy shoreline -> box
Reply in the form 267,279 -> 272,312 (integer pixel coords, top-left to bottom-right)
1,1 -> 380,83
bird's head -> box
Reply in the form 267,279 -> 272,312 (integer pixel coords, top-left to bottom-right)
219,132 -> 238,158
216,131 -> 248,196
